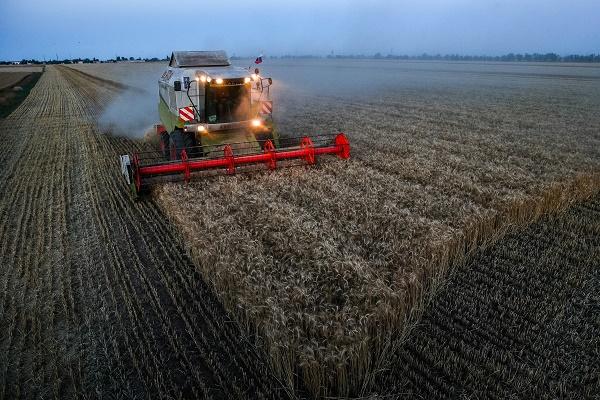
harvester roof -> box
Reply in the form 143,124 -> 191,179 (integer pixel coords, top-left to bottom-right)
169,51 -> 231,68
195,65 -> 250,79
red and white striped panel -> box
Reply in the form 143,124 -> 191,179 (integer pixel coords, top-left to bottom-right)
179,107 -> 195,122
260,101 -> 273,115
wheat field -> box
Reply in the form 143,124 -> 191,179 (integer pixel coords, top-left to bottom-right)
3,60 -> 600,398
148,60 -> 600,396
378,192 -> 600,398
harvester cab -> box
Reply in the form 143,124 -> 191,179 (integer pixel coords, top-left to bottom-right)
120,50 -> 350,198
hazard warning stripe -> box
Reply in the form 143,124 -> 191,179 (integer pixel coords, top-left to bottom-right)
180,108 -> 194,119
260,101 -> 273,114
179,107 -> 195,121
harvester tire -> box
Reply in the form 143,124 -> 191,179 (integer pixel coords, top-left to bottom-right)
169,130 -> 185,160
256,130 -> 279,148
183,131 -> 201,158
170,129 -> 201,159
160,132 -> 170,160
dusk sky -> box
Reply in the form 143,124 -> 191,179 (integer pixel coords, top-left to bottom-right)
1,0 -> 599,60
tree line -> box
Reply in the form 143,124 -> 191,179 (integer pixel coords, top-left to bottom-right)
0,55 -> 170,65
4,53 -> 600,65
366,53 -> 600,62
278,53 -> 600,63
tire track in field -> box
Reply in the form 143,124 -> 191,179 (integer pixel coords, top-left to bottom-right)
0,66 -> 288,399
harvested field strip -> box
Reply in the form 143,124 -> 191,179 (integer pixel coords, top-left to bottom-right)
378,194 -> 600,399
0,66 -> 44,73
0,72 -> 42,118
0,66 -> 288,399
0,72 -> 30,91
57,65 -> 129,91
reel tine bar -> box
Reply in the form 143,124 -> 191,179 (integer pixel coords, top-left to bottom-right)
132,132 -> 350,190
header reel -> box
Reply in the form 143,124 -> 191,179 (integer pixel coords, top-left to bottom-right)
120,132 -> 350,199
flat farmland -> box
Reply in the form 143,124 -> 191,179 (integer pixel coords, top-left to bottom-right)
378,193 -> 600,399
155,60 -> 600,396
0,72 -> 30,90
0,66 -> 289,399
3,60 -> 600,398
0,67 -> 43,118
77,59 -> 600,396
0,65 -> 44,73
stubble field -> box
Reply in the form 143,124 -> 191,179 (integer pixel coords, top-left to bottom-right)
378,193 -> 600,399
2,59 -> 600,398
0,65 -> 44,73
0,65 -> 289,399
0,72 -> 31,91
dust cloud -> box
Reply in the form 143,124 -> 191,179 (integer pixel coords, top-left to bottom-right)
96,63 -> 165,138
95,58 -> 413,138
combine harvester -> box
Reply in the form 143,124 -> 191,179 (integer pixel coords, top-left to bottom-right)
120,50 -> 350,198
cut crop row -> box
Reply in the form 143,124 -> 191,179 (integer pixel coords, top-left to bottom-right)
378,195 -> 600,398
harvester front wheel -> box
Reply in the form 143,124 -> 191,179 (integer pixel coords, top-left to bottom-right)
256,129 -> 280,148
160,132 -> 170,160
170,129 -> 201,160
169,130 -> 185,160
183,131 -> 202,158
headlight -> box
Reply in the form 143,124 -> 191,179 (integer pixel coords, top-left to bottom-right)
244,77 -> 251,84
197,125 -> 206,132
199,75 -> 207,83
215,78 -> 223,85
251,73 -> 258,81
251,119 -> 262,127
206,76 -> 212,83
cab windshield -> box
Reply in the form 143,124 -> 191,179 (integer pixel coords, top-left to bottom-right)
205,84 -> 251,123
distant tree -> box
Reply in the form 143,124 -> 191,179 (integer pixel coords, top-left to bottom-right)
3,51 -> 600,66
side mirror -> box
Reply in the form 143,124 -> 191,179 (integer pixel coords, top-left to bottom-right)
174,80 -> 181,91
268,78 -> 273,85
254,68 -> 260,74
